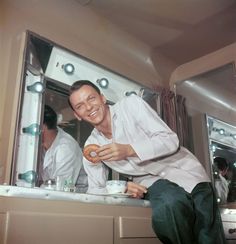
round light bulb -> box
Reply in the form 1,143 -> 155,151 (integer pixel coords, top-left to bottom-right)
22,123 -> 41,136
18,170 -> 37,184
218,129 -> 225,135
211,144 -> 216,152
64,63 -> 75,75
27,82 -> 45,93
97,78 -> 109,88
125,91 -> 137,96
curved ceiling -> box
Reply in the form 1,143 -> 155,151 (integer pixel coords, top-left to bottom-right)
80,0 -> 236,67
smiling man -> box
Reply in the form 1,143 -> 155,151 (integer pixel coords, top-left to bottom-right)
69,80 -> 226,244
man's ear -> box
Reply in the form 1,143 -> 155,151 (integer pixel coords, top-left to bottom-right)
42,124 -> 47,132
102,94 -> 107,104
74,111 -> 82,121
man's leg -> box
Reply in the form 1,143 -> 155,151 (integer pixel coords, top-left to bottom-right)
191,182 -> 226,244
144,179 -> 196,244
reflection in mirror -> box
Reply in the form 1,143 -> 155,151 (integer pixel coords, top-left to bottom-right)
11,31 -> 156,189
207,115 -> 236,205
40,79 -> 91,192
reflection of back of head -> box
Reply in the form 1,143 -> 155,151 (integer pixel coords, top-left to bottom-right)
214,157 -> 228,171
44,105 -> 57,130
214,156 -> 228,178
43,105 -> 58,150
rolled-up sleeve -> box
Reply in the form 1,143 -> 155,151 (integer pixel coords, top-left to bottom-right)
83,140 -> 109,194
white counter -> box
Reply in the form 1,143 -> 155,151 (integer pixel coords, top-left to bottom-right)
0,184 -> 151,207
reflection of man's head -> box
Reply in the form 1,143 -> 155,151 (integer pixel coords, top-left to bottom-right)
214,157 -> 229,177
44,105 -> 57,129
42,105 -> 57,149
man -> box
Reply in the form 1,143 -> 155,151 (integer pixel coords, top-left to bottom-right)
69,80 -> 226,244
41,105 -> 87,192
214,156 -> 229,204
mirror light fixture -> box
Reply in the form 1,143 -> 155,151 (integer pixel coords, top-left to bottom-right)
212,127 -> 236,140
27,82 -> 45,93
96,78 -> 109,89
22,123 -> 41,136
125,91 -> 137,96
63,63 -> 75,75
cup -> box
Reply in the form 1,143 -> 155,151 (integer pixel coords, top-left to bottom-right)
56,176 -> 66,191
106,180 -> 127,194
63,178 -> 76,192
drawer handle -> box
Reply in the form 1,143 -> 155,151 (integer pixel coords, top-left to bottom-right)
228,228 -> 236,234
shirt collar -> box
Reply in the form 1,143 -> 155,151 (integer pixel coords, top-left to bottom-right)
92,104 -> 117,138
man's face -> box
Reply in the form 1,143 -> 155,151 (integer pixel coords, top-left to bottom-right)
69,85 -> 107,126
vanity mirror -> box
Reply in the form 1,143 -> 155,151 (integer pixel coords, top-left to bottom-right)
207,115 -> 236,204
11,31 -> 159,188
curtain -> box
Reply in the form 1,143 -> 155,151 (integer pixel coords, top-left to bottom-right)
158,87 -> 190,148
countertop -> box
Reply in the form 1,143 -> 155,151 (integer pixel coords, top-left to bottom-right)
0,185 -> 151,207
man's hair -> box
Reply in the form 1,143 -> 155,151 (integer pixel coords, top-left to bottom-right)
214,156 -> 228,171
43,105 -> 57,130
68,80 -> 101,109
69,80 -> 101,95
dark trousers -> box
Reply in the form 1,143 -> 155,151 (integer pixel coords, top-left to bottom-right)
144,179 -> 226,244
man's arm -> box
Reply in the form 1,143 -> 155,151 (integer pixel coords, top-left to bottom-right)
53,143 -> 82,183
97,143 -> 137,161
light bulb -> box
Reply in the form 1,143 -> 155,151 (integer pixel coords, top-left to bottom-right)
18,170 -> 37,184
96,78 -> 109,88
218,128 -> 225,135
211,144 -> 216,152
22,123 -> 41,136
27,82 -> 45,93
125,91 -> 137,96
64,63 -> 75,75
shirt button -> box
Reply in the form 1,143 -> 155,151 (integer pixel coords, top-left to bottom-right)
160,171 -> 165,177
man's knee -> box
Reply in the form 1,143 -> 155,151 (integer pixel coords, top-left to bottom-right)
152,192 -> 186,218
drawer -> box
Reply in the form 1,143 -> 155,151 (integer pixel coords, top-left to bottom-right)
118,216 -> 156,238
223,221 -> 236,240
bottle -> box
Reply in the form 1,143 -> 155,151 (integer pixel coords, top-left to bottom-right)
18,170 -> 38,185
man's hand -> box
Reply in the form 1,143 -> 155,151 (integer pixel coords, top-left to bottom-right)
126,182 -> 147,199
97,143 -> 137,161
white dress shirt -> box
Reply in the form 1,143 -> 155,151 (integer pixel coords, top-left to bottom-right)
42,127 -> 84,185
214,174 -> 229,203
83,95 -> 210,194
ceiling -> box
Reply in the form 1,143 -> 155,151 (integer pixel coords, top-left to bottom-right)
79,0 -> 236,67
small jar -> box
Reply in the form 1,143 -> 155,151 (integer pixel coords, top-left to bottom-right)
43,179 -> 56,190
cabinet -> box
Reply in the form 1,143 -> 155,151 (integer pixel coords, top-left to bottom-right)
0,196 -> 160,244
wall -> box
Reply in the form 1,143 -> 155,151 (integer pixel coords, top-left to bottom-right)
0,1 -> 4,181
